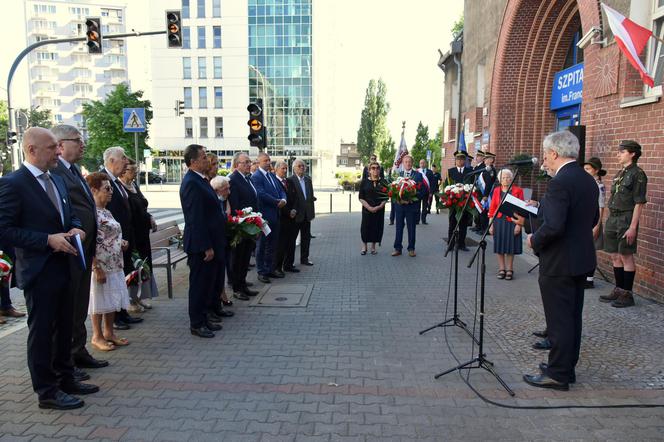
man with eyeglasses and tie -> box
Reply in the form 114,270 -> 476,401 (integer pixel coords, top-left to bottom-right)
0,127 -> 99,410
50,125 -> 109,380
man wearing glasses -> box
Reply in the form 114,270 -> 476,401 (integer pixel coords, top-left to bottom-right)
51,125 -> 109,379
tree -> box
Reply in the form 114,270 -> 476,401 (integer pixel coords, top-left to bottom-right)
17,107 -> 53,130
428,126 -> 443,167
356,79 -> 390,165
452,15 -> 464,39
377,134 -> 396,171
0,101 -> 10,175
410,121 -> 430,164
82,83 -> 152,170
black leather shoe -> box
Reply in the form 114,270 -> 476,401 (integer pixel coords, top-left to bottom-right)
460,247 -> 470,252
246,282 -> 254,287
284,267 -> 300,273
257,275 -> 271,283
538,362 -> 576,384
532,338 -> 552,350
113,320 -> 130,330
301,260 -> 314,266
422,222 -> 428,225
233,292 -> 250,301
523,373 -> 569,391
190,326 -> 215,338
269,270 -> 285,278
122,315 -> 143,324
219,310 -> 234,317
242,287 -> 259,296
75,355 -> 109,369
73,367 -> 90,382
60,381 -> 100,395
532,330 -> 548,339
207,312 -> 222,323
39,391 -> 84,410
309,235 -> 316,239
206,322 -> 222,331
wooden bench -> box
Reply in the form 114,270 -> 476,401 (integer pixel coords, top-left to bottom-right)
150,220 -> 187,299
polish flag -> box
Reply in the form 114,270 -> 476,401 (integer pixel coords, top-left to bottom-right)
602,3 -> 654,87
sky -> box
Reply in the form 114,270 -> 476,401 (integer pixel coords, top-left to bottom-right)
2,0 -> 464,147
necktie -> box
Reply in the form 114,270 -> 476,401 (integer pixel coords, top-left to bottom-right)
281,177 -> 288,189
71,165 -> 93,200
300,177 -> 307,199
116,179 -> 128,199
245,175 -> 257,195
41,173 -> 62,219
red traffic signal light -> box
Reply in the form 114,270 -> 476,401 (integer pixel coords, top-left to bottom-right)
85,17 -> 102,54
166,11 -> 182,48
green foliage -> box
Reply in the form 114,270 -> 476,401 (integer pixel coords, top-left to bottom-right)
511,152 -> 534,177
410,121 -> 430,164
337,171 -> 362,191
17,107 -> 53,129
0,101 -> 9,174
81,83 -> 152,171
217,168 -> 231,176
429,126 -> 443,167
356,79 -> 390,165
377,135 -> 396,172
452,15 -> 464,39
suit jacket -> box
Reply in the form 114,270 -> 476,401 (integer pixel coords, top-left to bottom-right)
531,161 -> 599,277
179,170 -> 226,255
50,159 -> 97,262
418,168 -> 436,194
228,170 -> 259,214
251,169 -> 287,225
288,174 -> 315,223
446,166 -> 474,186
100,168 -> 134,246
276,175 -> 297,223
0,165 -> 82,289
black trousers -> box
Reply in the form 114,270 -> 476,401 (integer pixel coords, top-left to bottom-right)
187,252 -> 220,328
420,196 -> 431,223
539,274 -> 585,383
69,249 -> 94,361
275,219 -> 296,271
448,211 -> 470,247
24,254 -> 75,399
231,239 -> 253,291
297,220 -> 312,263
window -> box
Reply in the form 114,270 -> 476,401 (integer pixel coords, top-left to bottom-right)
213,26 -> 221,48
215,117 -> 224,138
184,87 -> 192,108
183,57 -> 191,79
198,26 -> 206,49
198,57 -> 207,78
182,26 -> 190,49
197,0 -> 205,18
184,117 -> 193,138
648,1 -> 664,89
214,87 -> 223,108
212,0 -> 221,17
199,87 -> 207,108
55,114 -> 63,123
182,0 -> 190,19
72,84 -> 93,94
213,57 -> 222,78
200,117 -> 208,138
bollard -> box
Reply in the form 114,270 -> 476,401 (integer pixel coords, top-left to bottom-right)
348,193 -> 352,212
329,193 -> 332,213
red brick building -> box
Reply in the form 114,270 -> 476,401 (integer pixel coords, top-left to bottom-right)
439,0 -> 664,302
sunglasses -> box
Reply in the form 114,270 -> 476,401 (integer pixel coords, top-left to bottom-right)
370,166 -> 380,170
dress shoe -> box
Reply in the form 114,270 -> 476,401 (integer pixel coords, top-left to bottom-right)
128,302 -> 145,314
391,250 -> 402,257
532,338 -> 552,350
599,287 -> 621,303
207,312 -> 223,323
219,310 -> 234,317
301,260 -> 314,266
584,280 -> 594,289
122,314 -> 143,324
284,266 -> 300,273
523,373 -> 569,391
611,289 -> 635,308
388,222 -> 394,225
74,355 -> 109,369
242,287 -> 259,296
268,271 -> 285,278
246,282 -> 255,287
532,330 -> 548,339
309,235 -> 316,239
222,299 -> 234,306
0,307 -> 26,318
190,326 -> 215,338
422,222 -> 428,225
138,300 -> 153,309
539,362 -> 576,383
113,320 -> 130,331
257,274 -> 271,283
408,250 -> 416,257
73,367 -> 90,382
206,322 -> 222,331
60,381 -> 100,395
233,292 -> 250,301
39,390 -> 84,410
460,246 -> 470,252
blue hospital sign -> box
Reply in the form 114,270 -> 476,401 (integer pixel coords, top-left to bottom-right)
550,63 -> 583,110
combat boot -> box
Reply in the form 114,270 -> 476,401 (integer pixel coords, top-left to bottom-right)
611,289 -> 635,308
599,287 -> 621,303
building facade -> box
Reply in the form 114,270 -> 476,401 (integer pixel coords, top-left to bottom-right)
439,0 -> 664,302
336,142 -> 360,168
23,0 -> 128,135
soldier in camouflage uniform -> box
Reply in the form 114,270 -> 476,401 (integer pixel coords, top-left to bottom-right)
600,140 -> 648,308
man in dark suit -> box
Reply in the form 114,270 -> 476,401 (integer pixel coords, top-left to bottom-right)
521,130 -> 599,391
288,159 -> 316,267
418,159 -> 435,225
179,144 -> 226,338
476,151 -> 497,232
445,150 -> 473,251
252,153 -> 287,283
0,127 -> 99,409
100,146 -> 143,330
273,160 -> 299,273
228,152 -> 260,300
391,155 -> 427,257
50,125 -> 108,376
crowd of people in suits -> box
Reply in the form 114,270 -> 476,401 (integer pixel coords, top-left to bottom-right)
180,146 -> 316,339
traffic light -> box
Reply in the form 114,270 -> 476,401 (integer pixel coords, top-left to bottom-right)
174,99 -> 185,116
247,99 -> 266,149
166,11 -> 182,48
85,17 -> 102,54
6,131 -> 17,146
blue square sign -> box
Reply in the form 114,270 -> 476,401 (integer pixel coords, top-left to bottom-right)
123,108 -> 146,133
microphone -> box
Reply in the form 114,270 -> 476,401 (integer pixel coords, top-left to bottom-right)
504,157 -> 539,167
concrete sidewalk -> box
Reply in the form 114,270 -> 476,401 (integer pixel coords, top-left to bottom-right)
0,211 -> 663,441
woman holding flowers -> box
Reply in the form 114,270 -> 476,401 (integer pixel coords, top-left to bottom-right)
359,161 -> 388,255
488,169 -> 524,280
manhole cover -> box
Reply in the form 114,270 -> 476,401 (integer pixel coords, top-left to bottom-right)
250,283 -> 314,307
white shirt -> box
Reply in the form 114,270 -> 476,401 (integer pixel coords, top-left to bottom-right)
24,160 -> 64,224
297,175 -> 307,199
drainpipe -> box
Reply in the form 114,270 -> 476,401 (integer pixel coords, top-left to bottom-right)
453,53 -> 463,150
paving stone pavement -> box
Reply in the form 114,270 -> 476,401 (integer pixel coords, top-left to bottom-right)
1,211 -> 664,441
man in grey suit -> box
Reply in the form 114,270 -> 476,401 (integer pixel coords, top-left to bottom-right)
288,159 -> 316,267
50,125 -> 108,375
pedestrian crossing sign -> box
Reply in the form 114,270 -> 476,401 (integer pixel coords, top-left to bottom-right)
123,108 -> 146,133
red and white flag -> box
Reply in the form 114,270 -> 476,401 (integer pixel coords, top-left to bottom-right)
602,3 -> 654,87
393,125 -> 409,172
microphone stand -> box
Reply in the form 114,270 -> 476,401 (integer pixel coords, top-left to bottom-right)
420,177 -> 478,344
432,168 -> 520,397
